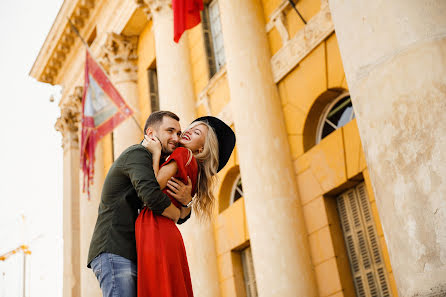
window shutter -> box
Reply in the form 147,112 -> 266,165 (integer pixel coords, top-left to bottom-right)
147,69 -> 159,112
241,247 -> 258,297
337,183 -> 392,297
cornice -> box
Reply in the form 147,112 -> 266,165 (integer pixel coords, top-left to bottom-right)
30,0 -> 97,85
30,0 -> 140,87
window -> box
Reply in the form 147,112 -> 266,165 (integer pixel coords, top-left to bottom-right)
337,183 -> 392,297
147,68 -> 159,112
316,93 -> 355,143
230,175 -> 243,205
202,0 -> 226,77
241,246 -> 258,297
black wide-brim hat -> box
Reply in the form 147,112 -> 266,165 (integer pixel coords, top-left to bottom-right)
193,116 -> 236,172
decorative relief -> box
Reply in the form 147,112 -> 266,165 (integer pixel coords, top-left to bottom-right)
265,0 -> 291,45
270,4 -> 334,83
55,86 -> 83,149
196,95 -> 212,116
196,66 -> 227,117
135,0 -> 151,18
135,0 -> 171,18
41,0 -> 96,84
100,33 -> 138,82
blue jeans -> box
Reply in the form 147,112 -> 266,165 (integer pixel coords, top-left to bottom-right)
90,253 -> 137,297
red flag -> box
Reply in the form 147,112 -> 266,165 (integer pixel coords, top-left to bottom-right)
173,0 -> 204,43
81,50 -> 134,198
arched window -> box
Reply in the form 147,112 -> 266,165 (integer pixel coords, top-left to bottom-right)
316,93 -> 355,144
230,175 -> 244,205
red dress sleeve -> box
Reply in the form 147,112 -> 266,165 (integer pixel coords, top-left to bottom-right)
161,147 -> 198,195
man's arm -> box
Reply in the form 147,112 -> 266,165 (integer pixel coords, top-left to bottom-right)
123,146 -> 179,221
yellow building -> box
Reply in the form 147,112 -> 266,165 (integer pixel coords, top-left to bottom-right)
30,1 -> 446,297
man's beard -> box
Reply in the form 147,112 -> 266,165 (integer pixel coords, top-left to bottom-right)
162,146 -> 173,155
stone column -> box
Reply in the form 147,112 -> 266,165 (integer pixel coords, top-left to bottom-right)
102,33 -> 142,157
139,0 -> 196,127
218,1 -> 318,297
137,1 -> 221,297
55,87 -> 83,297
328,1 -> 446,296
79,143 -> 103,297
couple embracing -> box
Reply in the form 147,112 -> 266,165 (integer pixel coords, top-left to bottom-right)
87,111 -> 236,297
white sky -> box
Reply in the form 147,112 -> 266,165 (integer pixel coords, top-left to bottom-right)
0,1 -> 65,296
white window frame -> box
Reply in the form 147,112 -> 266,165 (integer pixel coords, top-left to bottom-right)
204,0 -> 226,75
316,92 -> 354,144
229,174 -> 243,205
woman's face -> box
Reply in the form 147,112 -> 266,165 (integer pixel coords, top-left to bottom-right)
180,124 -> 208,154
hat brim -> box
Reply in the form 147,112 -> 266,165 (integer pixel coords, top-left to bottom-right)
193,116 -> 236,172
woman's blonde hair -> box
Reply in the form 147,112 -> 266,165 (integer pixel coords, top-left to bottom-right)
186,121 -> 219,220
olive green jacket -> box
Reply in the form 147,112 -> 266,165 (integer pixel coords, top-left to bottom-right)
87,144 -> 189,267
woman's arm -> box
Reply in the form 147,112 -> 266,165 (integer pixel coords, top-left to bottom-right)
157,163 -> 192,219
156,161 -> 178,190
141,135 -> 161,176
152,152 -> 160,177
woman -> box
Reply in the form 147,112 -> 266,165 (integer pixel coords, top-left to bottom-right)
135,116 -> 236,297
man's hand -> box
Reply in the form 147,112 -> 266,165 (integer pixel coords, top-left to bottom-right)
167,176 -> 193,206
161,204 -> 181,223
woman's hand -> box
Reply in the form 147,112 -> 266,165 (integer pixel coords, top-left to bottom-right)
142,135 -> 161,157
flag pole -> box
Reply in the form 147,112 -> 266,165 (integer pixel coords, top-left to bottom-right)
67,18 -> 144,135
288,0 -> 307,25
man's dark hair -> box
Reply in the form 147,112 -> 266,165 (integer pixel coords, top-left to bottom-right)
144,111 -> 180,133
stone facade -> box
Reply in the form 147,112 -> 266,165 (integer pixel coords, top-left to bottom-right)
32,0 -> 446,297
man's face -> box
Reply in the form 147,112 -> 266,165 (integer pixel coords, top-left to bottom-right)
151,116 -> 181,155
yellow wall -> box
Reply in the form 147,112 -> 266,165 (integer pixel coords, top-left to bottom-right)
263,0 -> 321,55
203,0 -> 397,296
118,1 -> 398,296
137,20 -> 156,127
188,24 -> 210,97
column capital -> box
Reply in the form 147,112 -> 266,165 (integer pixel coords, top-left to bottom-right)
135,0 -> 171,19
100,33 -> 138,83
55,86 -> 83,149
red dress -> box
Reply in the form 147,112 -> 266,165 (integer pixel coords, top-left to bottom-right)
135,147 -> 198,297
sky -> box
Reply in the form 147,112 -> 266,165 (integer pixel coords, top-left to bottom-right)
0,1 -> 65,296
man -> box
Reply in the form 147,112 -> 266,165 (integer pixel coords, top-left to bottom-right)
88,111 -> 193,297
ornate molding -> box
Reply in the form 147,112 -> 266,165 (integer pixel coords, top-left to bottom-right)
100,33 -> 138,83
195,66 -> 232,126
265,0 -> 291,45
135,0 -> 151,18
32,0 -> 96,85
196,66 -> 227,118
196,95 -> 212,116
135,0 -> 171,18
55,86 -> 83,149
270,2 -> 334,83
